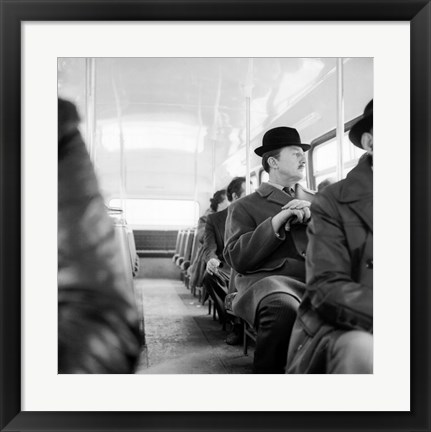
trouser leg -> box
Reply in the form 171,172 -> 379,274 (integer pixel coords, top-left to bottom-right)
253,292 -> 299,374
202,273 -> 228,322
328,330 -> 373,374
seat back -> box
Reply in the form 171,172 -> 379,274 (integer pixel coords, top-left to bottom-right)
127,228 -> 139,277
114,224 -> 135,290
180,229 -> 195,270
189,225 -> 200,264
184,229 -> 194,259
172,229 -> 184,262
175,229 -> 189,266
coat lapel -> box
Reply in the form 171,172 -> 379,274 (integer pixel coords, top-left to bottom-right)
256,182 -> 315,207
339,156 -> 373,232
295,183 -> 315,202
256,182 -> 292,206
349,199 -> 373,233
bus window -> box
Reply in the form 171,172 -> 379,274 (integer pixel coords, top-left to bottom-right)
342,134 -> 367,176
109,198 -> 199,229
250,172 -> 259,192
312,138 -> 337,187
311,131 -> 366,189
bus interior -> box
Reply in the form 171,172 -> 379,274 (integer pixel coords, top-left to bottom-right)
58,57 -> 373,374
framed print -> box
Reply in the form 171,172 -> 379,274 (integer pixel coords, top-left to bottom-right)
1,0 -> 430,431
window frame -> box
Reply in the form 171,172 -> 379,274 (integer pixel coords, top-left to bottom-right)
307,114 -> 363,190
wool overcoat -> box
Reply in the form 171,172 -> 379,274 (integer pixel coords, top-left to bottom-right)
188,210 -> 213,289
203,207 -> 232,281
224,182 -> 315,325
287,155 -> 373,373
58,99 -> 140,373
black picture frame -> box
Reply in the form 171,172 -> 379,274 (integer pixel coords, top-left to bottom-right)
1,1 -> 430,431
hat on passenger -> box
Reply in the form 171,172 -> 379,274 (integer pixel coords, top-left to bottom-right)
349,99 -> 373,148
254,127 -> 310,157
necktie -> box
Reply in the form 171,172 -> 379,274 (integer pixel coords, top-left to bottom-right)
283,187 -> 295,198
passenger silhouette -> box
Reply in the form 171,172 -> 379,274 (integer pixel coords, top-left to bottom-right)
58,98 -> 141,373
188,190 -> 228,296
287,100 -> 373,374
224,127 -> 315,373
201,177 -> 247,340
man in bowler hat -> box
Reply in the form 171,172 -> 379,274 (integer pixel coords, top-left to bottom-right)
224,126 -> 315,373
287,100 -> 373,374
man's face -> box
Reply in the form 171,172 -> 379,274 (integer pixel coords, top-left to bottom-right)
274,145 -> 306,182
232,182 -> 247,201
239,182 -> 247,198
361,127 -> 373,156
218,196 -> 229,211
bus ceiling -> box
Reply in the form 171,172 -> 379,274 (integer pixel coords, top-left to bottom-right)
58,57 -> 373,203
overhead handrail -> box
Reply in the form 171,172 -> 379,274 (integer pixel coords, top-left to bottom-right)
336,58 -> 345,181
244,58 -> 254,196
85,58 -> 96,162
111,62 -> 127,212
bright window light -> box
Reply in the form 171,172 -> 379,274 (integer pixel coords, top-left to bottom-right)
98,120 -> 205,154
312,132 -> 366,187
109,198 -> 199,228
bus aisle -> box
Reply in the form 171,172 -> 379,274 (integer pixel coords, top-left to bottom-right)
135,278 -> 253,374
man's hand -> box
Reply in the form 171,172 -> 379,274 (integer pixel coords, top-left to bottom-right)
206,258 -> 221,275
282,198 -> 311,211
271,199 -> 312,234
282,199 -> 311,224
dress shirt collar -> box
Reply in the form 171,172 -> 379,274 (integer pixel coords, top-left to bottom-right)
267,181 -> 295,196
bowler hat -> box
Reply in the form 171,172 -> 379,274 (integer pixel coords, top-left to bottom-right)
349,99 -> 373,148
254,127 -> 310,157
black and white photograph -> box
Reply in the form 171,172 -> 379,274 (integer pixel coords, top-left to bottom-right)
1,5 -> 429,429
58,57 -> 373,375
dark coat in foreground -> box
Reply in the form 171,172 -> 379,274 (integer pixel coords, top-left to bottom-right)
287,155 -> 373,373
58,99 -> 140,373
224,182 -> 315,325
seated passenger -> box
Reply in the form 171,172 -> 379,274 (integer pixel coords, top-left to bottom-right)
224,127 -> 314,373
201,177 -> 246,340
286,100 -> 373,374
188,190 -> 229,295
58,98 -> 141,373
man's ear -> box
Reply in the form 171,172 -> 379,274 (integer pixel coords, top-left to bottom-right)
361,132 -> 373,155
268,157 -> 278,170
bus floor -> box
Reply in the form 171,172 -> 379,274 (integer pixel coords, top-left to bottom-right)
134,279 -> 254,374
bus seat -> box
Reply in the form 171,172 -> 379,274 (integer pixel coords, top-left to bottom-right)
180,229 -> 195,272
114,225 -> 134,287
133,230 -> 178,259
127,228 -> 139,277
184,226 -> 199,290
177,228 -> 194,269
172,229 -> 184,263
178,229 -> 193,282
225,293 -> 256,356
113,223 -> 145,346
175,230 -> 188,267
